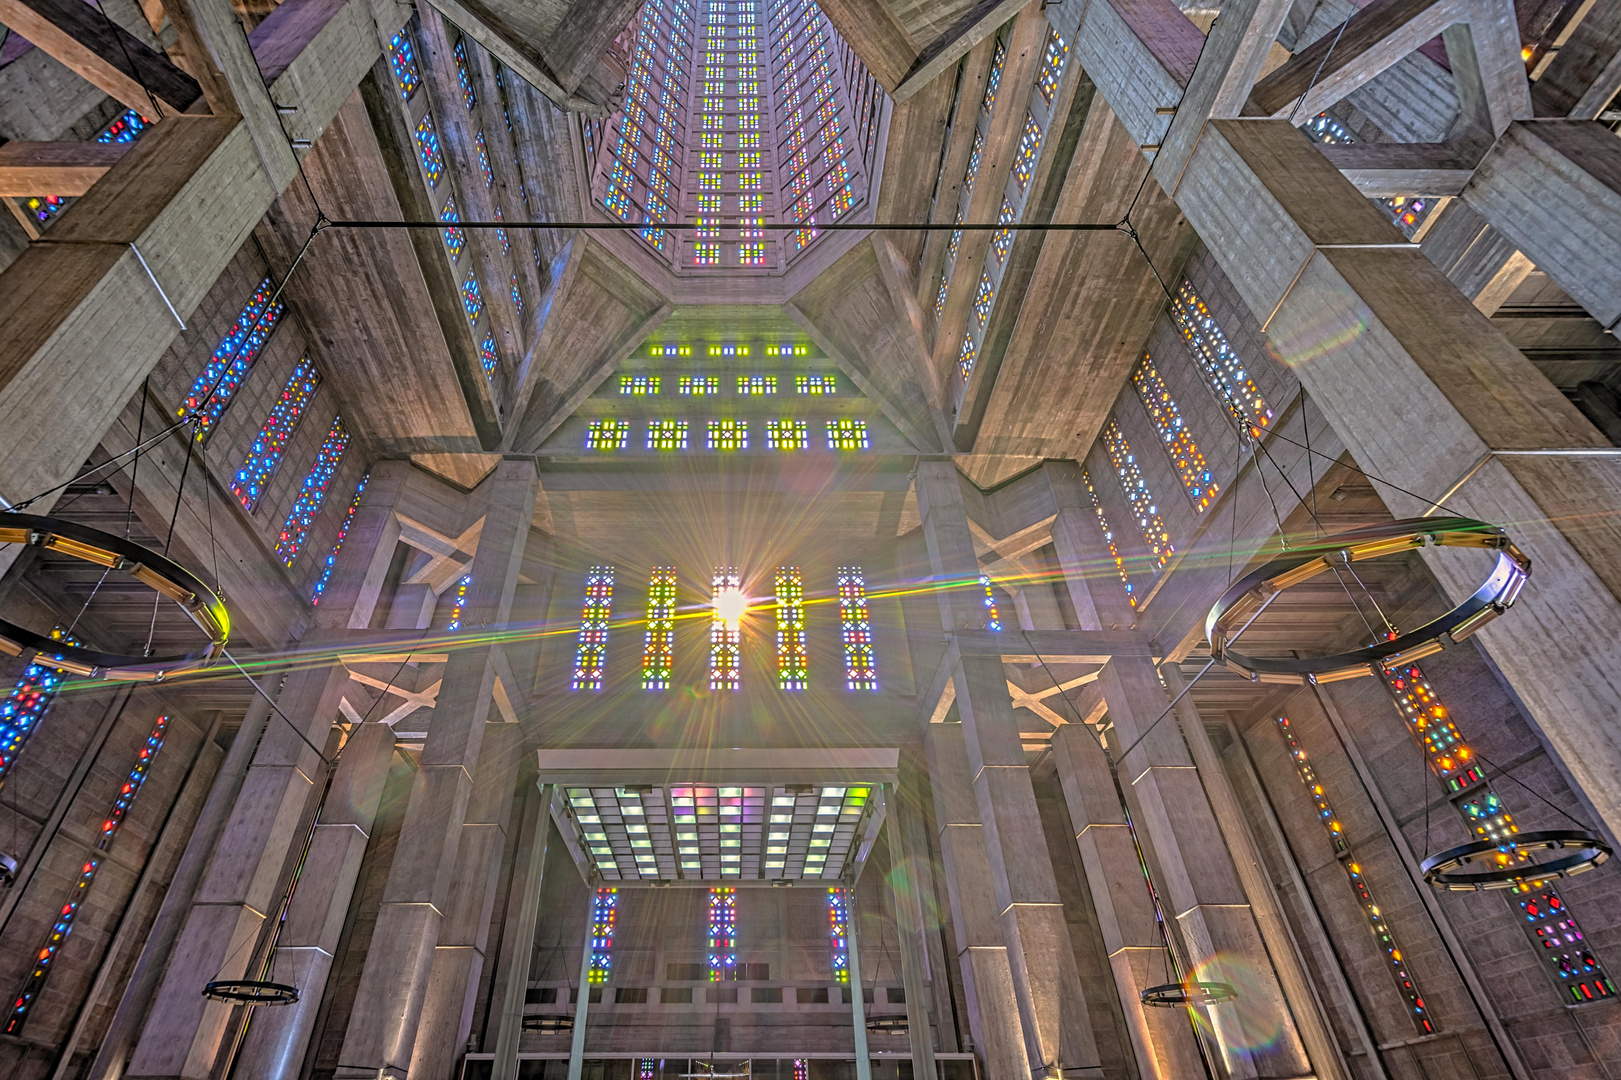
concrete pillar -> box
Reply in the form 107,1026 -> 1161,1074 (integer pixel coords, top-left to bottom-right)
1048,725 -> 1204,1080
408,722 -> 525,1078
1161,664 -> 1351,1080
884,786 -> 938,1080
333,459 -> 538,1079
564,899 -> 595,1080
1099,654 -> 1308,1080
126,462 -> 415,1080
924,725 -> 1031,1080
916,460 -> 1105,1080
233,720 -> 398,1080
491,785 -> 550,1080
847,889 -> 874,1080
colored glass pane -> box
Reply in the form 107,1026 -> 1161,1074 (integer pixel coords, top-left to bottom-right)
643,567 -> 677,689
0,630 -> 78,787
1012,113 -> 1042,192
588,887 -> 618,982
1037,29 -> 1068,104
390,32 -> 421,97
826,418 -> 867,450
573,567 -> 614,690
1103,419 -> 1172,568
648,420 -> 688,449
982,38 -> 1005,116
836,567 -> 877,690
1131,354 -> 1218,512
776,567 -> 806,689
621,375 -> 662,394
708,419 -> 748,449
680,375 -> 720,395
311,474 -> 366,606
480,334 -> 498,377
1171,280 -> 1273,438
232,356 -> 321,511
180,278 -> 285,438
1083,468 -> 1135,608
979,574 -> 1001,631
828,887 -> 849,980
738,376 -> 775,394
767,419 -> 807,450
709,887 -> 738,978
461,273 -> 483,324
97,109 -> 150,143
454,38 -> 477,109
275,416 -> 348,565
476,131 -> 494,186
587,419 -> 630,450
446,573 -> 471,631
710,568 -> 742,690
440,197 -> 464,261
414,112 -> 445,186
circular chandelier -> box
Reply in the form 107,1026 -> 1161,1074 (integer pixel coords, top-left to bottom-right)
202,979 -> 300,1005
0,514 -> 228,681
1420,830 -> 1611,891
1206,518 -> 1528,685
1140,981 -> 1237,1008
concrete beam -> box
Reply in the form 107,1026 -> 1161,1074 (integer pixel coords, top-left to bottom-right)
954,628 -> 1154,662
1531,0 -> 1621,118
0,0 -> 201,114
891,0 -> 1028,104
0,140 -> 130,195
1317,137 -> 1490,195
418,0 -> 619,114
812,0 -> 919,94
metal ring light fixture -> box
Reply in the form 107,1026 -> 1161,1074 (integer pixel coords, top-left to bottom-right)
1206,517 -> 1529,685
1420,830 -> 1612,892
0,514 -> 228,682
201,980 -> 300,1005
1140,982 -> 1238,1008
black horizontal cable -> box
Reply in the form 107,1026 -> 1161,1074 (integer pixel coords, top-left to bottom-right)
326,219 -> 1127,232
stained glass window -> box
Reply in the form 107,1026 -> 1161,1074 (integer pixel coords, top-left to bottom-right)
0,630 -> 77,787
696,243 -> 721,265
711,568 -> 742,690
21,196 -> 68,225
708,419 -> 748,449
621,375 -> 662,394
390,32 -> 421,98
1012,114 -> 1042,193
767,419 -> 808,450
972,272 -> 994,329
828,887 -> 850,981
440,198 -> 464,261
1380,662 -> 1614,1003
510,273 -> 524,315
572,567 -> 614,690
775,567 -> 807,689
97,109 -> 150,143
643,567 -> 677,689
5,713 -> 166,1035
935,279 -> 949,319
795,374 -> 834,394
836,567 -> 877,690
587,419 -> 630,450
461,273 -> 484,324
738,376 -> 776,394
1103,419 -> 1172,568
958,337 -> 977,383
963,130 -> 983,196
991,199 -> 1015,266
445,573 -> 471,631
648,420 -> 688,449
709,887 -> 738,978
231,357 -> 320,512
982,37 -> 1006,117
680,375 -> 720,395
275,416 -> 347,565
979,574 -> 1001,631
1131,355 -> 1218,512
1171,280 -> 1273,438
826,418 -> 867,450
1083,469 -> 1135,608
1301,114 -> 1434,237
1037,29 -> 1068,104
414,113 -> 445,186
475,131 -> 494,187
588,887 -> 618,982
765,344 -> 807,356
454,38 -> 477,109
480,334 -> 498,377
1276,716 -> 1430,1033
181,278 -> 285,438
311,473 -> 366,606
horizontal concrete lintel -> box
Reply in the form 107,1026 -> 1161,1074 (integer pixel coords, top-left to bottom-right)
275,944 -> 337,958
1174,903 -> 1253,919
953,628 -> 1155,661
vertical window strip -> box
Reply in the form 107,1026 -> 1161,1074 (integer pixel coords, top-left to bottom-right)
181,277 -> 286,438
588,887 -> 617,982
275,417 -> 348,566
5,713 -> 166,1035
390,32 -> 421,97
573,567 -> 615,690
828,886 -> 850,982
709,886 -> 738,979
836,567 -> 877,690
1131,354 -> 1218,512
710,568 -> 742,690
454,38 -> 477,109
311,474 -> 367,605
1276,716 -> 1431,1034
1379,663 -> 1614,1003
643,567 -> 677,689
440,197 -> 464,260
979,574 -> 1001,630
0,629 -> 78,786
1082,469 -> 1135,608
446,573 -> 471,630
1102,419 -> 1173,568
982,37 -> 1005,116
414,112 -> 445,186
775,567 -> 807,689
1170,280 -> 1273,438
232,357 -> 320,512
1037,29 -> 1068,103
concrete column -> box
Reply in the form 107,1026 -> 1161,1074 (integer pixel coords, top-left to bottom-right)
407,722 -> 526,1078
884,786 -> 937,1080
1048,725 -> 1203,1080
916,460 -> 1105,1080
847,891 -> 874,1080
233,720 -> 398,1080
924,725 -> 1031,1080
564,899 -> 595,1080
1161,664 -> 1351,1080
1099,655 -> 1308,1080
491,785 -> 550,1080
333,458 -> 538,1079
126,462 -> 415,1080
